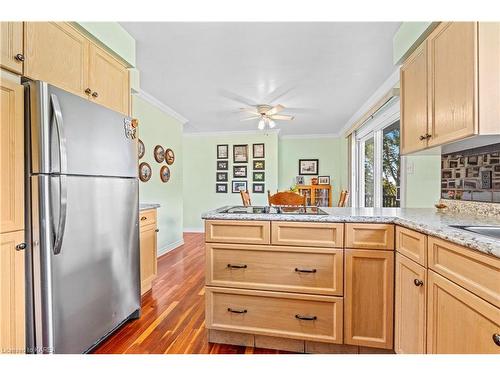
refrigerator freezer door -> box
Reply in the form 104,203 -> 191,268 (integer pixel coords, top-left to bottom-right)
31,175 -> 140,353
27,81 -> 137,178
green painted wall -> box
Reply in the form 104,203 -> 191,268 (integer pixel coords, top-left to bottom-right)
183,132 -> 279,231
393,22 -> 434,64
404,154 -> 441,207
278,137 -> 348,203
134,95 -> 184,254
76,22 -> 136,67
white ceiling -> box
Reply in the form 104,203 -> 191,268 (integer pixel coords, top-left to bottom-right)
121,22 -> 400,135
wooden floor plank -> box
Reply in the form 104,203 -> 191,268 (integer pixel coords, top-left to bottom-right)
92,233 -> 287,354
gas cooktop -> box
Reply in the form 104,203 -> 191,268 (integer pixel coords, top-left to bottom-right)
219,206 -> 329,215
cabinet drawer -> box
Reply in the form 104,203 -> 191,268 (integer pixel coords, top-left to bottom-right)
395,226 -> 427,266
271,221 -> 344,248
428,237 -> 500,308
205,220 -> 270,245
345,223 -> 394,250
139,209 -> 157,228
206,287 -> 343,343
206,243 -> 343,295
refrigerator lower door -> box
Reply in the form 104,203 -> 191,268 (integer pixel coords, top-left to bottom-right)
31,175 -> 140,353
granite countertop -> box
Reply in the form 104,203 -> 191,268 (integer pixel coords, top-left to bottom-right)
140,203 -> 161,211
202,206 -> 500,259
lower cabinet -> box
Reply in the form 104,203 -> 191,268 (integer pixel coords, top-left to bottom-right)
394,253 -> 427,354
139,209 -> 158,295
0,231 -> 25,354
427,270 -> 500,354
344,249 -> 394,349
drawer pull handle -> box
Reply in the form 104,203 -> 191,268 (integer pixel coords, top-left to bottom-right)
227,308 -> 247,314
227,264 -> 247,269
295,314 -> 317,321
140,216 -> 147,221
493,333 -> 500,346
414,279 -> 424,287
295,268 -> 317,273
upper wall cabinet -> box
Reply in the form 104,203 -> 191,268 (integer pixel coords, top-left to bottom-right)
401,22 -> 500,154
24,22 -> 90,99
0,22 -> 24,75
89,44 -> 130,115
23,22 -> 130,115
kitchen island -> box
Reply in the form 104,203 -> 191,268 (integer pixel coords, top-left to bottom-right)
202,206 -> 500,354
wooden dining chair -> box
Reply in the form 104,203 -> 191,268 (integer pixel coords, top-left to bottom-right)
337,190 -> 350,207
240,190 -> 252,207
267,190 -> 306,207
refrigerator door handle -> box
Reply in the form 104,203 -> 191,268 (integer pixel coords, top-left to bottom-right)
50,93 -> 68,174
50,93 -> 68,255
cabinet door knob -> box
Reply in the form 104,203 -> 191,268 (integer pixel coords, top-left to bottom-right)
414,279 -> 424,287
425,133 -> 432,139
493,333 -> 500,346
140,216 -> 147,221
91,91 -> 99,98
15,243 -> 26,251
155,229 -> 159,232
419,135 -> 427,141
84,88 -> 92,95
15,53 -> 25,62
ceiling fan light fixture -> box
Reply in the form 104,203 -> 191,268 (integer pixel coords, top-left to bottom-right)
268,119 -> 276,128
258,118 -> 266,130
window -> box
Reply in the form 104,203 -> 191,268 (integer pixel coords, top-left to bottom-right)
353,99 -> 401,208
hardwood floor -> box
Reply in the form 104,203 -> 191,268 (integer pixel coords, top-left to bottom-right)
93,233 -> 289,354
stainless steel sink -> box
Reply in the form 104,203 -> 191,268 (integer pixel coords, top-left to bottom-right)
449,225 -> 500,240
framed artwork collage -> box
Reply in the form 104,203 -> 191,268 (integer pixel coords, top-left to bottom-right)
216,143 -> 265,194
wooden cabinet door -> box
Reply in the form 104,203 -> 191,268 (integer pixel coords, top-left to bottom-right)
24,22 -> 89,98
400,41 -> 428,154
427,22 -> 477,147
1,77 -> 24,234
427,270 -> 500,354
0,22 -> 24,74
344,249 -> 394,349
88,44 -> 130,115
139,225 -> 157,295
394,254 -> 426,354
0,231 -> 25,354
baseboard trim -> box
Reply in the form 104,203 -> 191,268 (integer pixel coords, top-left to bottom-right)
157,239 -> 184,257
183,227 -> 205,233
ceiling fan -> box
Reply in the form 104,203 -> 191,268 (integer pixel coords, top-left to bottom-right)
239,104 -> 295,130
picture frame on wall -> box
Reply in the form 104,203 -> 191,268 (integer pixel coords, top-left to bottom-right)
216,183 -> 227,193
253,183 -> 265,193
253,143 -> 265,158
233,165 -> 247,178
253,160 -> 265,170
296,176 -> 305,185
299,159 -> 319,175
318,176 -> 330,185
253,172 -> 265,182
217,144 -> 229,159
233,144 -> 249,163
217,160 -> 228,170
232,180 -> 248,193
216,172 -> 228,182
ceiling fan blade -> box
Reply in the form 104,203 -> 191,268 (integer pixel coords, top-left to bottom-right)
284,107 -> 320,114
218,89 -> 257,107
239,107 -> 260,115
269,114 -> 294,121
240,116 -> 260,121
265,104 -> 285,116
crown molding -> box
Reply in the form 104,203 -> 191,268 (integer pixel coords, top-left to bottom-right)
339,67 -> 400,137
279,132 -> 341,139
133,89 -> 189,125
183,128 -> 281,137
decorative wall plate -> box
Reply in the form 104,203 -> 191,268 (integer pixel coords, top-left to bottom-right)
165,148 -> 175,165
160,165 -> 171,183
138,139 -> 145,159
139,162 -> 152,182
154,145 -> 165,163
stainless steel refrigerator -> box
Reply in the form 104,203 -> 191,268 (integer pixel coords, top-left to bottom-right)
24,81 -> 140,354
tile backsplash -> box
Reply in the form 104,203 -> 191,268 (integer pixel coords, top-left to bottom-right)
441,143 -> 500,203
